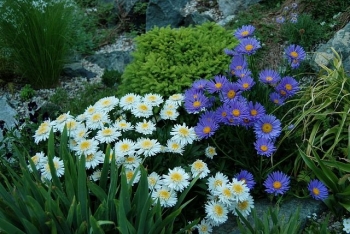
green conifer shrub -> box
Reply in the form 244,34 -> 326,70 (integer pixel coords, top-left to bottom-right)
118,22 -> 239,97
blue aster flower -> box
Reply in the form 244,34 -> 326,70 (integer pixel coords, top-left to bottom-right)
275,76 -> 299,98
259,69 -> 281,85
254,114 -> 282,140
224,48 -> 238,56
235,170 -> 256,190
184,89 -> 209,114
194,118 -> 219,139
229,55 -> 248,76
254,138 -> 277,157
247,101 -> 266,121
234,68 -> 252,79
308,179 -> 329,201
199,110 -> 218,123
236,38 -> 261,55
237,76 -> 255,91
192,79 -> 209,91
220,82 -> 241,104
285,44 -> 306,69
269,92 -> 286,105
206,75 -> 229,94
227,100 -> 249,126
264,171 -> 290,196
214,104 -> 231,124
276,16 -> 285,24
234,25 -> 256,39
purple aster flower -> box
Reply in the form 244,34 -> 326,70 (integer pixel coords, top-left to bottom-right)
308,179 -> 329,201
230,55 -> 248,76
194,119 -> 219,139
237,76 -> 255,91
214,104 -> 231,124
264,171 -> 290,196
227,100 -> 249,126
275,76 -> 299,98
259,69 -> 281,85
235,170 -> 256,190
184,89 -> 209,114
290,16 -> 298,23
276,16 -> 285,24
269,92 -> 286,105
254,138 -> 277,157
224,48 -> 238,56
220,82 -> 241,104
236,38 -> 261,55
199,110 -> 218,123
206,75 -> 229,94
247,101 -> 266,121
254,114 -> 282,140
192,79 -> 208,91
234,25 -> 256,39
234,69 -> 252,79
285,44 -> 306,69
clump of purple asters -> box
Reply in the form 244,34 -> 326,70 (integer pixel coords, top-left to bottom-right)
269,92 -> 286,106
285,44 -> 306,69
275,76 -> 299,98
254,114 -> 282,140
308,179 -> 329,201
234,25 -> 255,39
254,138 -> 276,157
235,38 -> 261,55
235,170 -> 256,190
264,171 -> 290,196
206,75 -> 229,94
259,69 -> 281,86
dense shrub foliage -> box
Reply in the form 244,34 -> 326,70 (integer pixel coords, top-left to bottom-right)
119,22 -> 239,97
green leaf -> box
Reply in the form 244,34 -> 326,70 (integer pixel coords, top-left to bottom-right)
77,154 -> 89,225
0,218 -> 26,233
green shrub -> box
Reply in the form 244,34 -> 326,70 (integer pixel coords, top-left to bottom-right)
0,0 -> 78,89
19,84 -> 35,101
118,22 -> 239,97
101,69 -> 122,87
280,14 -> 326,50
301,0 -> 349,22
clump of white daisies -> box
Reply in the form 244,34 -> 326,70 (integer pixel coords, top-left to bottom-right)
30,93 -> 254,233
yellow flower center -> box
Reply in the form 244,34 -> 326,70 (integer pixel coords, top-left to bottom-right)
37,125 -> 49,135
86,154 -> 94,162
238,200 -> 249,210
245,44 -> 253,51
243,83 -> 249,89
141,140 -> 152,148
179,127 -> 189,136
170,172 -> 182,182
215,83 -> 222,88
214,205 -> 224,216
241,30 -> 249,36
102,100 -> 111,106
223,188 -> 232,197
290,51 -> 298,58
266,76 -> 273,81
260,145 -> 268,152
102,128 -> 113,135
280,90 -> 287,96
31,156 -> 39,164
125,156 -> 135,163
92,113 -> 102,122
236,65 -> 243,70
262,123 -> 272,133
221,111 -> 227,117
203,126 -> 211,134
139,104 -> 148,111
159,190 -> 171,199
227,90 -> 236,99
126,171 -> 134,181
193,161 -> 204,170
285,84 -> 292,91
273,181 -> 282,189
193,101 -> 201,107
80,141 -> 91,150
214,180 -> 223,187
232,109 -> 240,117
121,144 -> 130,151
312,188 -> 320,195
250,109 -> 257,116
232,184 -> 244,194
274,99 -> 279,104
126,96 -> 134,103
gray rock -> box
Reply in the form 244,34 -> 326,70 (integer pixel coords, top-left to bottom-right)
62,63 -> 97,79
183,11 -> 214,27
0,96 -> 17,142
212,198 -> 326,233
85,50 -> 133,73
217,0 -> 262,17
311,22 -> 350,76
146,0 -> 190,31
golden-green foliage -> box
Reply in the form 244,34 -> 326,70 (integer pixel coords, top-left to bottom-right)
118,22 -> 239,97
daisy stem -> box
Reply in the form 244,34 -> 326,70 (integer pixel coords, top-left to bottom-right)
210,137 -> 231,159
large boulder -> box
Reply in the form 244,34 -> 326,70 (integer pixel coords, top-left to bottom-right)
217,0 -> 262,17
146,0 -> 190,31
85,50 -> 133,73
0,96 -> 17,142
311,22 -> 350,76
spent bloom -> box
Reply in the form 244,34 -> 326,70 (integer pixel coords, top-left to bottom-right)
205,145 -> 217,159
264,171 -> 290,196
308,179 -> 329,201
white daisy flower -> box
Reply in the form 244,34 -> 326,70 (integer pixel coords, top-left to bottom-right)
213,184 -> 234,205
162,167 -> 190,192
123,154 -> 142,169
114,119 -> 134,132
95,126 -> 121,144
76,113 -> 88,122
86,111 -> 110,130
90,169 -> 102,181
229,178 -> 250,202
207,172 -> 229,192
52,112 -> 74,130
125,168 -> 141,186
95,96 -> 119,112
64,119 -> 80,134
34,120 -> 55,144
170,123 -> 197,146
74,138 -> 99,156
166,139 -> 185,155
85,150 -> 104,169
84,105 -> 97,115
231,194 -> 254,217
73,125 -> 90,142
205,200 -> 228,226
135,119 -> 156,135
40,156 -> 65,180
191,159 -> 210,179
163,100 -> 178,110
131,102 -> 153,118
143,93 -> 163,107
196,219 -> 213,234
148,172 -> 162,190
167,93 -> 184,107
28,151 -> 45,171
114,139 -> 136,157
107,148 -> 125,166
119,93 -> 141,111
136,138 -> 162,157
159,106 -> 179,120
151,186 -> 178,208
205,146 -> 217,159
